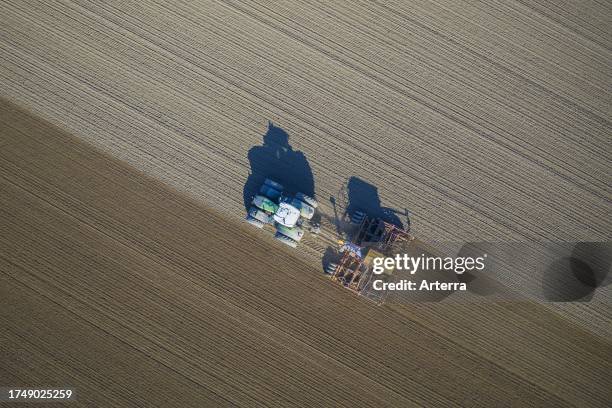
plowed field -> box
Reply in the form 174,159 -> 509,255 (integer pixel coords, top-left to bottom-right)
1,0 -> 610,406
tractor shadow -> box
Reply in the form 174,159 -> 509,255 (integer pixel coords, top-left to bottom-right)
243,122 -> 315,210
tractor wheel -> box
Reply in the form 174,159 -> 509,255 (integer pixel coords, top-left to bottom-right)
274,232 -> 298,248
296,192 -> 318,208
245,215 -> 265,228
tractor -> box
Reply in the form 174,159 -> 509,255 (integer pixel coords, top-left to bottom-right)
245,178 -> 319,247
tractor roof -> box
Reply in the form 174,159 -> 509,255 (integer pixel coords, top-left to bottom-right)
274,202 -> 301,227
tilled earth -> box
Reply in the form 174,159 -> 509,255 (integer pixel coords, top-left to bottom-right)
1,0 -> 611,406
1,100 -> 610,407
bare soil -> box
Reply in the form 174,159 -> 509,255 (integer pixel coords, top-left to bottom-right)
1,0 -> 611,406
1,100 -> 610,407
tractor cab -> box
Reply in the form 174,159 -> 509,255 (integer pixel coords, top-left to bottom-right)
274,198 -> 302,228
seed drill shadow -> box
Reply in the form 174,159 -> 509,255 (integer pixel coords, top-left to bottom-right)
323,177 -> 411,275
243,122 -> 315,210
328,176 -> 410,239
345,176 -> 406,229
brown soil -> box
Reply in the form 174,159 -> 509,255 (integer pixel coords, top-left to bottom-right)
1,100 -> 610,407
